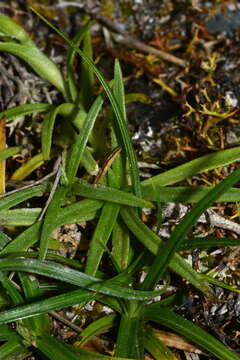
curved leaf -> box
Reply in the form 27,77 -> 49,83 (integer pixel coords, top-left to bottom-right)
72,182 -> 153,208
142,167 -> 240,290
0,146 -> 21,162
143,304 -> 240,360
141,146 -> 240,189
11,153 -> 44,181
0,185 -> 47,211
0,103 -> 52,123
0,42 -> 66,95
0,258 -> 174,301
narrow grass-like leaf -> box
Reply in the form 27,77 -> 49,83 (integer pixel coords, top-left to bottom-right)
143,327 -> 178,360
0,325 -> 20,341
72,182 -> 153,208
115,315 -> 144,359
0,232 -> 11,250
0,208 -> 41,226
113,60 -> 126,123
201,274 -> 240,293
31,8 -> 142,198
57,198 -> 102,225
0,222 -> 42,255
112,220 -> 132,271
11,153 -> 44,181
78,314 -> 117,346
41,103 -> 74,160
0,184 -> 47,211
85,202 -> 120,276
0,103 -> 52,122
0,258 -> 175,300
142,167 -> 240,290
41,103 -> 98,173
0,251 -> 83,271
0,288 -> 94,324
179,236 -> 240,250
143,304 -> 240,360
39,186 -> 68,259
141,146 -> 240,189
141,185 -> 240,203
0,272 -> 23,305
18,273 -> 50,336
0,42 -> 66,95
111,59 -> 127,187
0,146 -> 20,161
37,333 -> 131,360
0,15 -> 33,44
66,94 -> 104,184
66,22 -> 90,102
120,207 -> 211,295
0,339 -> 30,360
79,27 -> 94,110
0,199 -> 102,255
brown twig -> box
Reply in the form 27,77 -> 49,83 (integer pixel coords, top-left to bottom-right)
49,310 -> 82,333
89,12 -> 186,67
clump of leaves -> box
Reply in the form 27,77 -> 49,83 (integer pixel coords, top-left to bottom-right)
0,10 -> 239,360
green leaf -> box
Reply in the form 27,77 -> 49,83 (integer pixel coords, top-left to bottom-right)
0,339 -> 30,360
0,257 -> 176,301
18,272 -> 50,336
141,185 -> 240,203
115,315 -> 144,359
66,22 -> 90,102
72,182 -> 153,208
142,167 -> 240,290
0,147 -> 20,162
0,199 -> 102,255
78,314 -> 117,346
0,271 -> 23,305
85,202 -> 120,276
0,184 -> 47,211
0,15 -> 33,44
39,186 -> 68,259
0,42 -> 66,96
141,146 -> 240,189
11,153 -> 44,181
0,232 -> 11,251
66,94 -> 104,184
31,8 -> 142,198
0,103 -> 52,122
0,325 -> 20,341
120,207 -> 211,295
79,26 -> 94,110
37,333 -> 131,360
0,288 -> 94,324
143,326 -> 177,360
112,220 -> 131,271
143,304 -> 240,360
41,103 -> 74,160
0,208 -> 41,226
179,236 -> 240,250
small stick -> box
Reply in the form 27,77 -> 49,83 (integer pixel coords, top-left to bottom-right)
94,146 -> 122,184
49,310 -> 82,333
38,156 -> 62,221
89,12 -> 186,67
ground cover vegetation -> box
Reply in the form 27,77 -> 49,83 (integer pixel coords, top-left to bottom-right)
0,2 -> 240,359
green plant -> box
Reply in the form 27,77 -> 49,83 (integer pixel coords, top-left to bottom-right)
0,10 -> 239,360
